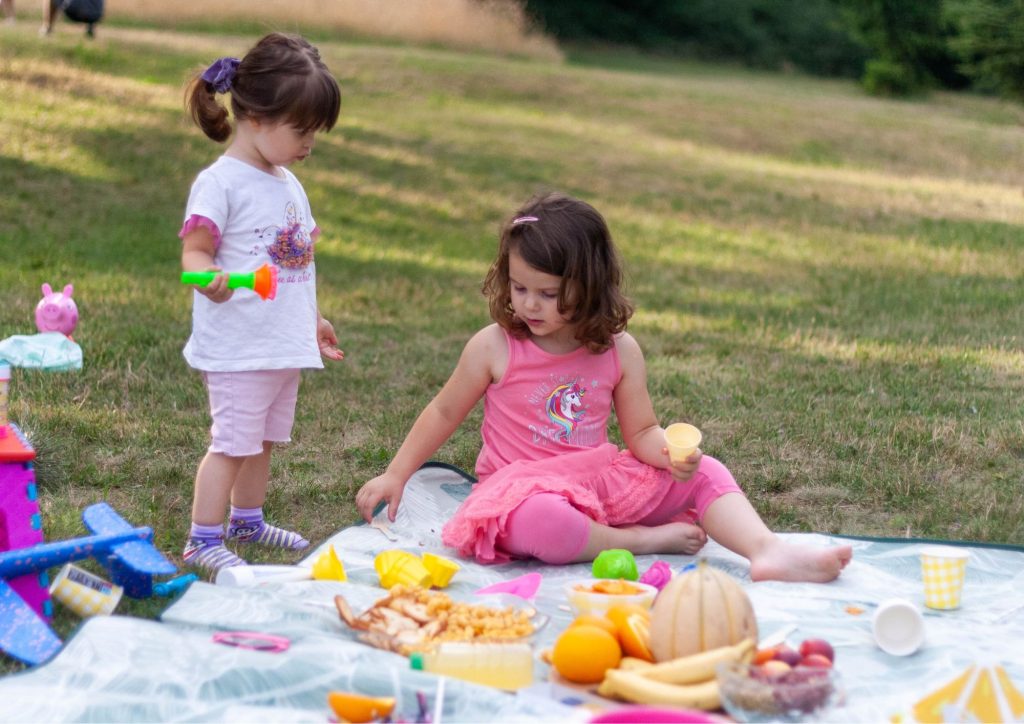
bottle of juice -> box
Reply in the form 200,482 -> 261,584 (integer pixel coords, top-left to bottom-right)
0,362 -> 10,438
409,642 -> 534,690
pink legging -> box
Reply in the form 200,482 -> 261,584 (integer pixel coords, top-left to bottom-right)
495,455 -> 740,564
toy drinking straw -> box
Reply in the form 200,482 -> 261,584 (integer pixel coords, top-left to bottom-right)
180,263 -> 278,301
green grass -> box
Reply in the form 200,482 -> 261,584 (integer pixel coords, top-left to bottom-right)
2,20 -> 1024,669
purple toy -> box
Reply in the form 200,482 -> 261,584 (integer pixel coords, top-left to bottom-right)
35,283 -> 78,337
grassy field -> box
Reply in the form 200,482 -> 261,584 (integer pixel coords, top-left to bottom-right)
1,14 -> 1023,664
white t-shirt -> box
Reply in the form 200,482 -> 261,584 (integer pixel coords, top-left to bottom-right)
182,156 -> 324,372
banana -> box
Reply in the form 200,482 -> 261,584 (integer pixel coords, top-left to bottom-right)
599,668 -> 721,710
636,637 -> 755,685
619,657 -> 654,671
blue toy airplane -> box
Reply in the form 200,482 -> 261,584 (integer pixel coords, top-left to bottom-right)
0,502 -> 177,666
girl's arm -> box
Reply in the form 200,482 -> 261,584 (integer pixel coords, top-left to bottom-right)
612,333 -> 701,480
355,325 -> 504,522
181,226 -> 232,303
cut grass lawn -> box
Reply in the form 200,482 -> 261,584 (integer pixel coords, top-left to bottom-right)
1,19 -> 1023,668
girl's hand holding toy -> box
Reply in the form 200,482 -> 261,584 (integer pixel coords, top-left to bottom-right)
180,263 -> 278,302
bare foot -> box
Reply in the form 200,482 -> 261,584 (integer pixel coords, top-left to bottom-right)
749,538 -> 852,583
622,522 -> 708,556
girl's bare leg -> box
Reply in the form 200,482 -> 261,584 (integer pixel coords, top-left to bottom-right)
230,441 -> 273,508
701,492 -> 852,583
191,451 -> 244,525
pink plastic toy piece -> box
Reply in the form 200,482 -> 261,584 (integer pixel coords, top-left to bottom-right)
474,572 -> 542,600
35,283 -> 78,337
639,560 -> 674,591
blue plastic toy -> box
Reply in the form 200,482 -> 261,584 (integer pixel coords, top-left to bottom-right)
153,573 -> 198,597
0,502 -> 177,666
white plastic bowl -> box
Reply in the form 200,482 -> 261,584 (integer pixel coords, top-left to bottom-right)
564,578 -> 658,617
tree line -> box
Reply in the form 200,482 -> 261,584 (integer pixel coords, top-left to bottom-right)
522,0 -> 1024,99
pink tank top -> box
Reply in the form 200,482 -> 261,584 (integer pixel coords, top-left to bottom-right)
474,330 -> 622,480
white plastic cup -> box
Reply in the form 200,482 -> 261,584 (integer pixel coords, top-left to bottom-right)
920,545 -> 969,610
214,565 -> 312,587
664,422 -> 702,463
872,598 -> 925,656
50,563 -> 123,617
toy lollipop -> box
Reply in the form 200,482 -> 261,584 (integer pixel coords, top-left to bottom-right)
180,263 -> 278,301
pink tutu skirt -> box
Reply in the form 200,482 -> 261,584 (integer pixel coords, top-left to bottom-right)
441,443 -> 675,563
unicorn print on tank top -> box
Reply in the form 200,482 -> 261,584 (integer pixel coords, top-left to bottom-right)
546,381 -> 586,439
528,376 -> 598,446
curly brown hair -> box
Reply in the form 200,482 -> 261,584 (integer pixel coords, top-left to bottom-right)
185,32 -> 341,143
482,192 -> 633,353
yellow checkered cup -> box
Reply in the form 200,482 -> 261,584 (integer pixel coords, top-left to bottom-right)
49,563 -> 123,618
920,545 -> 969,610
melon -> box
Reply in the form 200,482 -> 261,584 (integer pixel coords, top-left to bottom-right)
649,560 -> 758,662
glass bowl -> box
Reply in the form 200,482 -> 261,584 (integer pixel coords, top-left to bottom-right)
564,578 -> 658,617
716,661 -> 844,723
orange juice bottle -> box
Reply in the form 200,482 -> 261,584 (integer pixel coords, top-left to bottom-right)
409,642 -> 534,690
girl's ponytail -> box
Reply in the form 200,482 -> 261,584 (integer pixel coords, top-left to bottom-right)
185,34 -> 339,143
184,73 -> 232,143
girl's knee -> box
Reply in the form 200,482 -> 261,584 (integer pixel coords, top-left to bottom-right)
500,493 -> 590,564
693,454 -> 744,519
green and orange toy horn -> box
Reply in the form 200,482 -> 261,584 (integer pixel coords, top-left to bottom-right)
180,263 -> 278,301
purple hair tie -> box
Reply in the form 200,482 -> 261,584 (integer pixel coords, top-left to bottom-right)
201,57 -> 240,94
512,216 -> 538,225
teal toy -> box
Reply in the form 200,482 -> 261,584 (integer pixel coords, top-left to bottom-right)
592,549 -> 639,580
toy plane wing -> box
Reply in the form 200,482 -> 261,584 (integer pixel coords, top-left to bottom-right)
82,502 -> 176,576
0,579 -> 62,666
82,501 -> 136,536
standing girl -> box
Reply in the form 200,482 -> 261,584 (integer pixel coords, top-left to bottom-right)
180,33 -> 344,574
357,192 -> 852,583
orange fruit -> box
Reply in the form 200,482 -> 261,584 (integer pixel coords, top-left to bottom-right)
570,614 -> 620,641
606,604 -> 654,662
753,646 -> 780,665
605,603 -> 650,629
552,624 -> 622,683
327,691 -> 396,723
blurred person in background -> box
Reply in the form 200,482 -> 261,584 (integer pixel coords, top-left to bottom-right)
40,0 -> 103,37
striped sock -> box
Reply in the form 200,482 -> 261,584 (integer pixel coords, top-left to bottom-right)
227,506 -> 309,550
182,523 -> 247,573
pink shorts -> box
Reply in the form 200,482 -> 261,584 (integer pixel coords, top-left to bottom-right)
202,369 -> 300,457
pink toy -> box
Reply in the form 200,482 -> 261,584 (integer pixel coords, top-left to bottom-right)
35,283 -> 78,337
474,572 -> 542,600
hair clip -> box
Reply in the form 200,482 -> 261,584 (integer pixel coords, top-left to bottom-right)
212,630 -> 290,653
202,57 -> 240,94
511,216 -> 538,225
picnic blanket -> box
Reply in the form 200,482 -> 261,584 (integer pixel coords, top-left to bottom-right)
0,463 -> 1021,722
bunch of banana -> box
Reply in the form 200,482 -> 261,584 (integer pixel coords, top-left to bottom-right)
597,637 -> 754,710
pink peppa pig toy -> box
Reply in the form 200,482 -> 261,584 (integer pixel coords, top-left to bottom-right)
35,283 -> 78,337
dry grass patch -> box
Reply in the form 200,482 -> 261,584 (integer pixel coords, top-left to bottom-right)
106,0 -> 562,60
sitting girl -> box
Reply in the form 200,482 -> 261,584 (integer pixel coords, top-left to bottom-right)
356,192 -> 851,582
